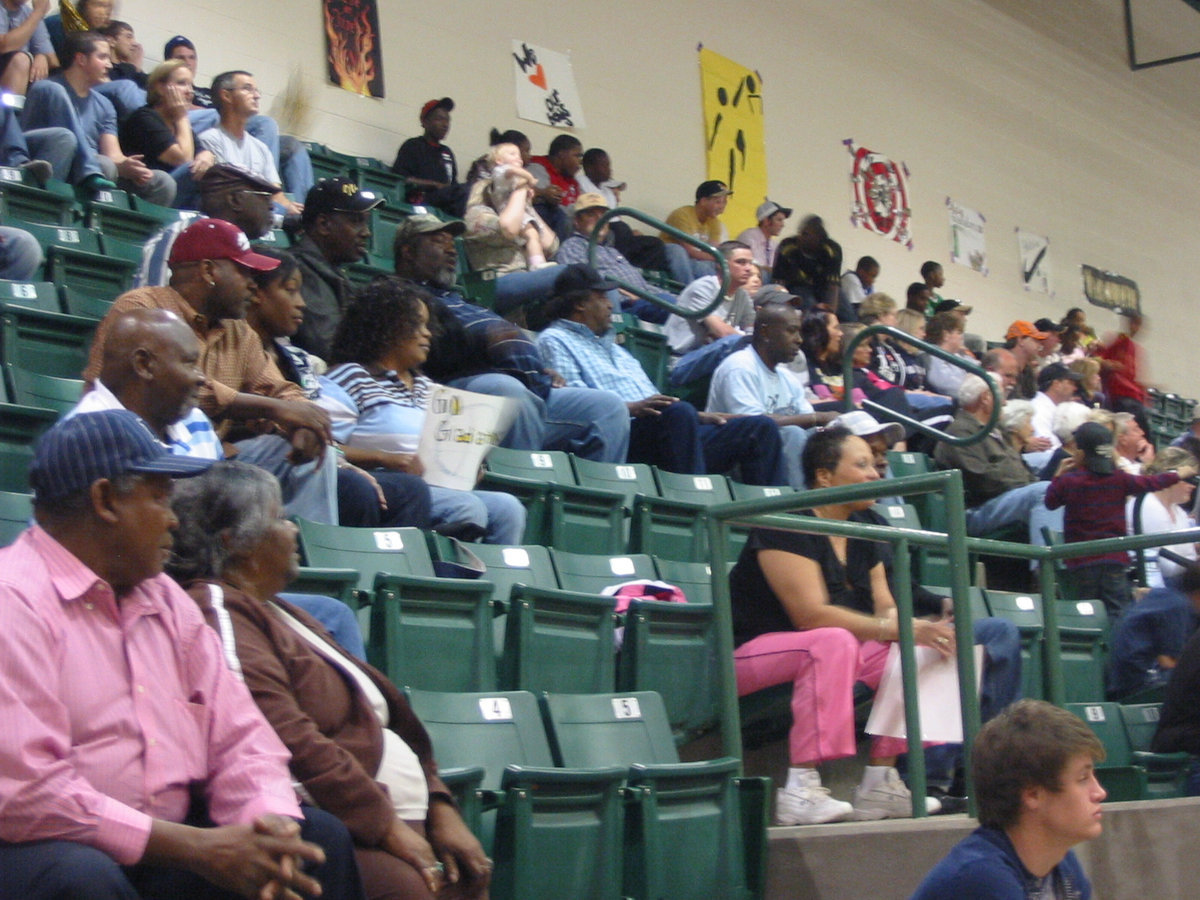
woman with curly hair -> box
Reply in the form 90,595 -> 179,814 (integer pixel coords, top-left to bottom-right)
319,279 -> 525,544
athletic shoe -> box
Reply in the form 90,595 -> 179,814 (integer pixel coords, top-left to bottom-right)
774,784 -> 854,826
852,766 -> 941,819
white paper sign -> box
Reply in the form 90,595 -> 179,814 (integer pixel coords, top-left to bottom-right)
947,197 -> 988,275
1017,228 -> 1052,295
417,386 -> 517,492
865,643 -> 985,743
512,40 -> 587,128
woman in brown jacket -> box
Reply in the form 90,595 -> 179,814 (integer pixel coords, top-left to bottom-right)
168,461 -> 490,900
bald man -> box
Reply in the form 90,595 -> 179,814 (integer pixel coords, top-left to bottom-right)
69,307 -> 220,457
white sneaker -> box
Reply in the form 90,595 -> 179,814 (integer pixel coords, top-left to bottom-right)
774,784 -> 854,826
851,767 -> 940,819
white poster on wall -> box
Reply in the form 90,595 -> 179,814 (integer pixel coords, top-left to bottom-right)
1017,228 -> 1052,295
417,386 -> 518,492
947,197 -> 987,275
512,40 -> 587,129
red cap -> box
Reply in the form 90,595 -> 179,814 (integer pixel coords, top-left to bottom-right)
168,218 -> 280,271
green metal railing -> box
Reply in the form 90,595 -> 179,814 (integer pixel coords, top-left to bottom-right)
588,206 -> 728,318
701,468 -> 1200,819
841,323 -> 1000,444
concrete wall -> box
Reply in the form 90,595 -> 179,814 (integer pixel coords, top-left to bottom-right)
118,0 -> 1200,393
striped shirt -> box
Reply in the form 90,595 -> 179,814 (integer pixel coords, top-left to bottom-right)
321,364 -> 431,454
0,526 -> 299,863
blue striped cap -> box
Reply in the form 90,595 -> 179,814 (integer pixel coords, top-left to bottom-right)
30,410 -> 213,501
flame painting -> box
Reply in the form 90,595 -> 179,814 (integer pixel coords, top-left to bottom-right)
324,0 -> 384,98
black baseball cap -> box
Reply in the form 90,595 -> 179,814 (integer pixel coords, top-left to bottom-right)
1075,422 -> 1116,475
301,178 -> 384,226
555,263 -> 616,294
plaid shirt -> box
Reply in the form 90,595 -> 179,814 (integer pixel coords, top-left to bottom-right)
536,318 -> 655,402
83,287 -> 306,436
557,233 -> 650,292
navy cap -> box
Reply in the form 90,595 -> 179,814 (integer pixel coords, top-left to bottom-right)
1037,362 -> 1083,392
30,410 -> 213,502
555,263 -> 617,295
163,35 -> 195,58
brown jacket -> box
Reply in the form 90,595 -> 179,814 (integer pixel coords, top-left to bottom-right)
186,580 -> 452,845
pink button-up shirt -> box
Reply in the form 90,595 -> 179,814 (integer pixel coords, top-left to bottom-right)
0,526 -> 301,864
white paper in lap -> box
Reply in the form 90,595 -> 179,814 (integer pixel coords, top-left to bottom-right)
417,386 -> 517,491
865,643 -> 985,743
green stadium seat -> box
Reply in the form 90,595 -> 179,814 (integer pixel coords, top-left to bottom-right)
5,367 -> 83,415
343,260 -> 391,287
1,306 -> 95,379
0,279 -> 62,313
46,246 -> 137,307
349,165 -> 406,206
1065,702 -> 1151,801
617,601 -> 720,742
483,447 -> 626,551
85,200 -> 162,244
129,196 -> 186,226
570,458 -> 656,511
292,519 -> 497,691
982,589 -> 1046,700
99,234 -> 146,266
1118,702 -> 1191,799
540,691 -> 765,900
728,481 -> 793,502
652,557 -> 717,606
306,145 -> 353,183
615,322 -> 668,390
631,470 -> 733,562
550,548 -> 657,595
500,586 -> 619,693
1057,599 -> 1110,704
0,171 -> 78,224
405,688 -> 627,900
0,489 -> 31,545
0,402 -> 56,492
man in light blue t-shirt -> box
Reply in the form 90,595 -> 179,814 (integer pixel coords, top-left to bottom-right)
707,301 -> 837,489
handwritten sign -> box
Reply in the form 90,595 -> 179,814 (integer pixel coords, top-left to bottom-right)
512,40 -> 587,129
417,385 -> 517,491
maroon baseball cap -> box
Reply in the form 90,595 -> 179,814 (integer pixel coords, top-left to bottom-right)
169,218 -> 281,271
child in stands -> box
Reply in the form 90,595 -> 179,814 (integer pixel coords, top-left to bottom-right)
487,142 -> 551,269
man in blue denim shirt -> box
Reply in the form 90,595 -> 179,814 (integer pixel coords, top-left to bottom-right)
910,700 -> 1104,899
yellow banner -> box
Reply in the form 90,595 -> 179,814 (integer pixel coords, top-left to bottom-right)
699,47 -> 767,237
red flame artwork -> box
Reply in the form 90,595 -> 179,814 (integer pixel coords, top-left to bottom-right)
324,0 -> 384,98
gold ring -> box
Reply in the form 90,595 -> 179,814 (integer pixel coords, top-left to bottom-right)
936,637 -> 949,645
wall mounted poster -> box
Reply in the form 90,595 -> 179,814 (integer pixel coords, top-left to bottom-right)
845,139 -> 912,248
947,198 -> 987,275
512,41 -> 587,128
323,0 -> 385,98
1017,228 -> 1052,295
699,47 -> 766,237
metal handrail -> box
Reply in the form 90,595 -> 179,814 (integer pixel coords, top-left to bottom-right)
840,323 -> 1001,445
588,206 -> 729,317
701,468 -> 1200,818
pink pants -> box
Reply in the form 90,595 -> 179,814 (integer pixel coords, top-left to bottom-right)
734,628 -> 910,763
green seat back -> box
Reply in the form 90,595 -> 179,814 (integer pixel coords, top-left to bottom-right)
46,246 -> 136,305
550,548 -> 656,595
0,489 -> 31,545
0,402 -> 56,492
1065,701 -> 1148,801
572,458 -> 660,511
0,176 -> 78,224
0,279 -> 62,313
501,588 -> 618,693
1057,599 -> 1110,704
653,557 -> 717,606
728,481 -> 793,502
86,202 -> 161,243
2,308 -> 95,379
286,566 -> 360,609
5,368 -> 83,415
983,590 -> 1046,700
540,691 -> 680,767
293,520 -> 436,591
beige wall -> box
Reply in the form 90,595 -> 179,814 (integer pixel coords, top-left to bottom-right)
119,0 -> 1199,393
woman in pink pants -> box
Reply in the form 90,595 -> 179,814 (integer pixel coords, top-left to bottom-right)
729,426 -> 956,825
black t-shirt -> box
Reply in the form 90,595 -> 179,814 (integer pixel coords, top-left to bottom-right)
729,511 -> 884,647
392,137 -> 457,191
119,106 -> 188,171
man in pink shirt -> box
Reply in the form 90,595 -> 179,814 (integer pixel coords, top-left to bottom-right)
0,410 -> 363,899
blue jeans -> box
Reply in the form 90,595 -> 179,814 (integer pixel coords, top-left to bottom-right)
447,373 -> 630,463
429,485 -> 526,545
0,806 -> 362,900
965,480 -> 1062,546
668,333 -> 750,386
94,80 -> 146,122
233,434 -> 339,524
779,424 -> 814,491
662,242 -> 694,287
280,592 -> 366,660
0,227 -> 43,281
492,264 -> 565,316
21,78 -> 103,183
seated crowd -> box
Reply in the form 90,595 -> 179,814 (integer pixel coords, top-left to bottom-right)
2,5 -> 1199,897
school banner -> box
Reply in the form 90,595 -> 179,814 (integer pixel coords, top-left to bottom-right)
845,139 -> 912,248
1081,265 -> 1141,314
512,41 -> 587,128
417,386 -> 518,492
323,0 -> 385,98
1016,228 -> 1052,295
699,47 -> 766,237
947,197 -> 987,275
